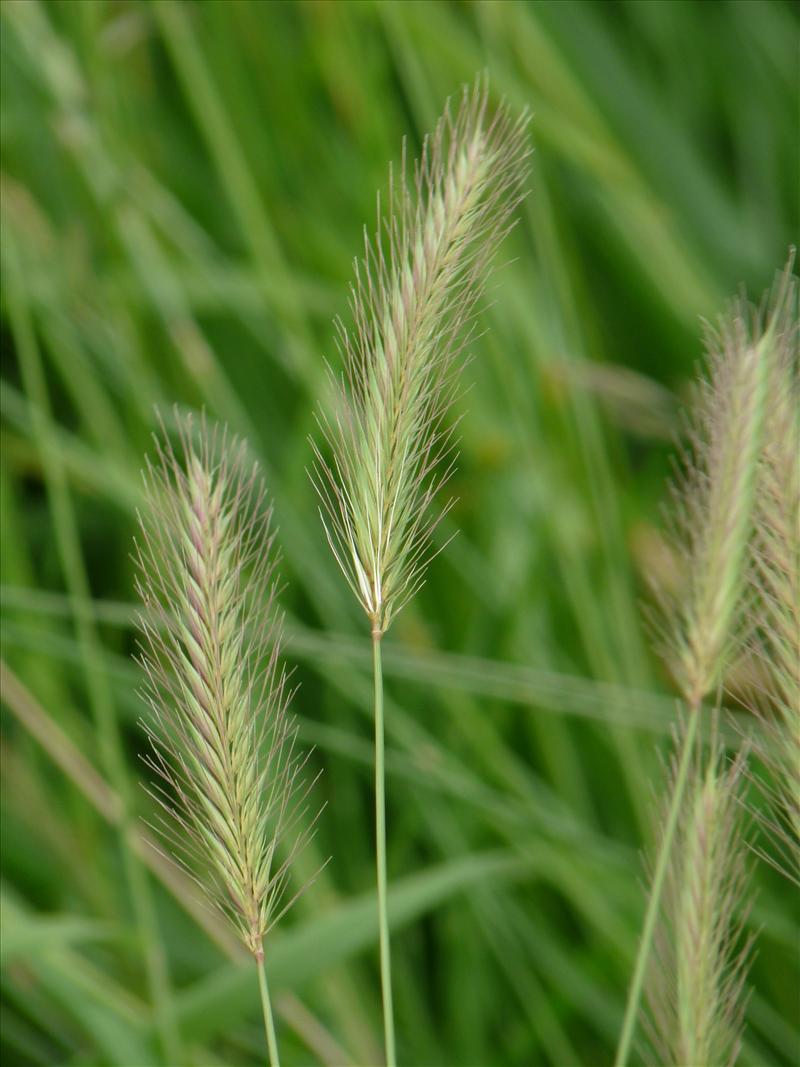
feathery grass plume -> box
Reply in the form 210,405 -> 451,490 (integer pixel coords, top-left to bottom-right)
747,261 -> 799,884
644,737 -> 753,1067
660,301 -> 770,709
311,77 -> 528,1067
311,76 -> 529,639
615,283 -> 770,1067
134,414 -> 320,1066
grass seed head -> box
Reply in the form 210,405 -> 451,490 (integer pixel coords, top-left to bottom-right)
746,260 -> 800,881
658,289 -> 772,706
645,739 -> 753,1067
134,413 -> 321,958
312,76 -> 529,637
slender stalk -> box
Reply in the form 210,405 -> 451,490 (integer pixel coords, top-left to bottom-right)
257,952 -> 281,1067
373,635 -> 396,1067
614,706 -> 701,1067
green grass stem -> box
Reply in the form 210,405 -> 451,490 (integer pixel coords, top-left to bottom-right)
373,635 -> 397,1067
258,952 -> 281,1067
614,705 -> 701,1067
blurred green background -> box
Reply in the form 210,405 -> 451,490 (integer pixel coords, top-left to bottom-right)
1,1 -> 798,1065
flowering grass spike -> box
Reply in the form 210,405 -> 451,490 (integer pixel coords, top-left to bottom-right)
748,264 -> 799,883
616,277 -> 774,1067
312,77 -> 529,638
134,414 -> 320,1065
312,77 -> 529,1067
645,741 -> 752,1067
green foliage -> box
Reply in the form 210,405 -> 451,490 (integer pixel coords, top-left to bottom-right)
1,2 -> 797,1065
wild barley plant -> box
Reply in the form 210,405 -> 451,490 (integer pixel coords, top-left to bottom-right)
135,417 -> 319,1066
747,266 -> 799,885
615,289 -> 772,1066
645,739 -> 752,1067
311,79 -> 528,1065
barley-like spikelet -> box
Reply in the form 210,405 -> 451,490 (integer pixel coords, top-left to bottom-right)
645,740 -> 752,1067
748,262 -> 799,882
134,415 -> 319,960
312,77 -> 529,636
616,282 -> 772,1067
661,298 -> 770,707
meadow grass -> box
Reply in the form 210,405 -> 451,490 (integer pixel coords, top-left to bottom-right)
1,2 -> 798,1065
